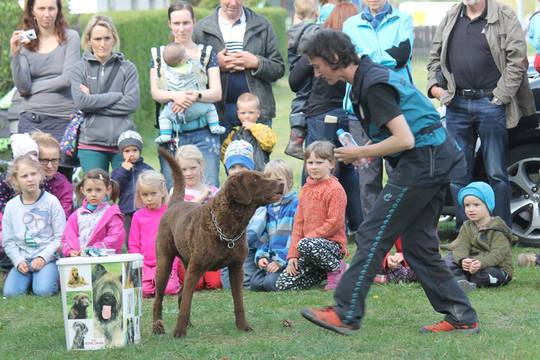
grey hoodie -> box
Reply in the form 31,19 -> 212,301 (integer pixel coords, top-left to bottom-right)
71,51 -> 139,147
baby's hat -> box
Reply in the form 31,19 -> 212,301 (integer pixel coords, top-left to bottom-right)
10,133 -> 39,159
224,140 -> 255,172
458,181 -> 495,213
118,130 -> 143,151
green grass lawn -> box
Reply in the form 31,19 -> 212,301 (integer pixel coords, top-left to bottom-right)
3,64 -> 540,359
1,244 -> 540,359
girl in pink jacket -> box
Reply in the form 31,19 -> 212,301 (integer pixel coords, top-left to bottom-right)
128,170 -> 180,297
62,170 -> 124,257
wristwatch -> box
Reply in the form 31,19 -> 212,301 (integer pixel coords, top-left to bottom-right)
197,91 -> 202,100
491,96 -> 503,106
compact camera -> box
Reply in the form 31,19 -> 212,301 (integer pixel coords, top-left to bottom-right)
19,29 -> 37,42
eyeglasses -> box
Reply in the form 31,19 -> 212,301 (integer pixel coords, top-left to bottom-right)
39,158 -> 60,165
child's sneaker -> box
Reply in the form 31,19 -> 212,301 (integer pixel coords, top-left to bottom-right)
301,306 -> 358,335
457,279 -> 477,292
324,260 -> 348,291
373,274 -> 388,284
420,320 -> 479,334
517,253 -> 538,267
155,134 -> 172,144
284,127 -> 305,160
209,124 -> 226,135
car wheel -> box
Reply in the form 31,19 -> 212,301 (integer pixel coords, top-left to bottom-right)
508,143 -> 540,247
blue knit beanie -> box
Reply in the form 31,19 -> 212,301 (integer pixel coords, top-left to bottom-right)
224,140 -> 255,173
457,181 -> 495,213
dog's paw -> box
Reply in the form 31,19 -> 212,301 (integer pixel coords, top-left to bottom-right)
172,327 -> 187,338
237,323 -> 254,332
152,320 -> 165,335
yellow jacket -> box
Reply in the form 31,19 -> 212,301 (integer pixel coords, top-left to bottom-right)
221,124 -> 278,161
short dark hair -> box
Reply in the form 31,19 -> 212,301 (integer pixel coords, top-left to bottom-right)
300,29 -> 359,69
168,1 -> 195,21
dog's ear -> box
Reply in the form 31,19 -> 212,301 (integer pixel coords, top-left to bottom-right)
92,264 -> 107,282
227,173 -> 252,205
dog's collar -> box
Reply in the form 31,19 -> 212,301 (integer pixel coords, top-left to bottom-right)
211,209 -> 245,249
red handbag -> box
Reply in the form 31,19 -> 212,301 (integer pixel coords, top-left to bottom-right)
535,53 -> 540,74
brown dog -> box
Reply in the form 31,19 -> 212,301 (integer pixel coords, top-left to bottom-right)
152,148 -> 283,338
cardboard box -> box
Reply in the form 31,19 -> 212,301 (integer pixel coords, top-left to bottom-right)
57,254 -> 143,350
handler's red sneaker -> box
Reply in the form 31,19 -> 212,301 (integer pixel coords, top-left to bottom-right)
420,320 -> 480,334
301,306 -> 357,335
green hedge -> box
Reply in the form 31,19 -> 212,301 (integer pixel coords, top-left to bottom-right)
0,1 -> 23,95
79,7 -> 287,142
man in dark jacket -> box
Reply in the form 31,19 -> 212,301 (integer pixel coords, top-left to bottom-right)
192,0 -> 285,135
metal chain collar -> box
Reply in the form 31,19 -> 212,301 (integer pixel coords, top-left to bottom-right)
210,209 -> 245,249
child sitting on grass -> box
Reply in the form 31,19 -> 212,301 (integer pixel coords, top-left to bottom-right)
31,132 -> 73,218
220,140 -> 257,288
445,181 -> 514,291
373,237 -> 416,284
276,141 -> 348,291
111,130 -> 153,242
0,133 -> 72,217
3,155 -> 66,297
175,144 -> 221,290
249,160 -> 299,291
128,170 -> 180,297
62,170 -> 124,257
221,93 -> 277,171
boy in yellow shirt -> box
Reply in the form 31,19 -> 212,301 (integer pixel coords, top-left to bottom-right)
221,93 -> 277,171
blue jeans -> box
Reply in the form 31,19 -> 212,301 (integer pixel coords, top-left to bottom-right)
303,108 -> 363,231
221,248 -> 258,289
446,96 -> 510,226
159,127 -> 221,189
3,260 -> 59,297
78,149 -> 123,173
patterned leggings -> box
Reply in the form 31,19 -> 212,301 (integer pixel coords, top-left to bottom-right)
276,238 -> 342,291
385,264 -> 416,283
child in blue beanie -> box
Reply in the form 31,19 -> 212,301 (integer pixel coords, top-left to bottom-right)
445,181 -> 515,291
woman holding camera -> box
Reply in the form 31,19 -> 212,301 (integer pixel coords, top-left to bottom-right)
10,0 -> 80,176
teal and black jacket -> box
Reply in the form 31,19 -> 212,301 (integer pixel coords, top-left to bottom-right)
350,56 -> 446,151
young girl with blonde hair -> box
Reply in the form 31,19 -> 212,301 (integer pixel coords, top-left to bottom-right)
276,141 -> 348,291
3,155 -> 66,296
62,169 -> 124,256
128,170 -> 180,297
175,144 -> 221,289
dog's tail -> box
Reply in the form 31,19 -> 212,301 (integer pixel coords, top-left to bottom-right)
158,147 -> 185,203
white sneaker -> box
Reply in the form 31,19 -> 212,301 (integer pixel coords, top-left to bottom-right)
457,279 -> 477,293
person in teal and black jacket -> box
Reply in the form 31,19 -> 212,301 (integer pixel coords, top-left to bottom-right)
298,30 -> 479,335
